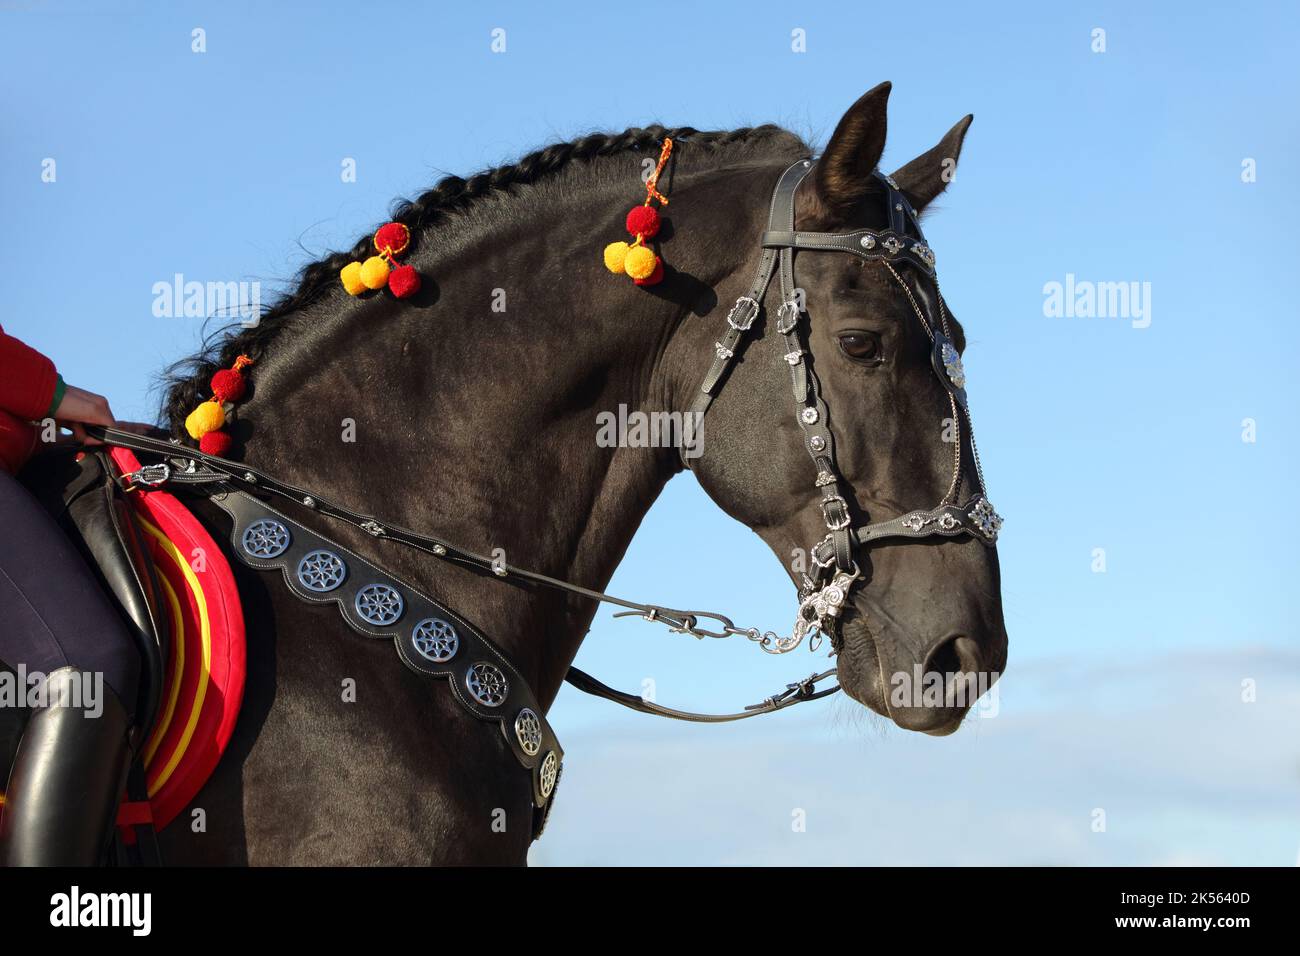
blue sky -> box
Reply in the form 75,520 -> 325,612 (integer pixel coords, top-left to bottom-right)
2,1 -> 1297,864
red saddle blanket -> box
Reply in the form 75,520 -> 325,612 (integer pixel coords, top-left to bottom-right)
110,447 -> 246,833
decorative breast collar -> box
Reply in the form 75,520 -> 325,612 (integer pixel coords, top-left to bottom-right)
214,488 -> 563,837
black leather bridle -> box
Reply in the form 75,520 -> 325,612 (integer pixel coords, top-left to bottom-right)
680,159 -> 1002,653
89,155 -> 1002,832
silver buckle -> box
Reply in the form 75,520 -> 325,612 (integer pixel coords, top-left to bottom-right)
810,533 -> 836,570
776,300 -> 800,334
726,297 -> 760,331
135,463 -> 171,487
821,494 -> 851,531
821,496 -> 852,535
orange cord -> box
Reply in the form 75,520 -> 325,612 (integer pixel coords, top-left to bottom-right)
629,138 -> 675,247
644,137 -> 673,207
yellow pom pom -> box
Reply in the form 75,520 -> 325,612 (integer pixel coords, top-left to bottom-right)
359,256 -> 390,290
603,241 -> 630,274
623,244 -> 657,280
340,261 -> 366,295
184,401 -> 225,440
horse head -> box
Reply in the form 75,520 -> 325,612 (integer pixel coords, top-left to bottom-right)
682,83 -> 1008,734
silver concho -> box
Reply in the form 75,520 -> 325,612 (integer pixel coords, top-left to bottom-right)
970,497 -> 1003,542
411,618 -> 459,662
539,751 -> 559,799
466,662 -> 508,707
901,513 -> 930,532
859,235 -> 876,250
940,341 -> 966,390
882,236 -> 904,255
514,709 -> 542,756
242,519 -> 291,559
296,549 -> 347,592
801,407 -> 819,425
912,242 -> 936,268
354,583 -> 403,626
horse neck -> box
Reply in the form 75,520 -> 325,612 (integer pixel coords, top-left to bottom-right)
229,159 -> 770,705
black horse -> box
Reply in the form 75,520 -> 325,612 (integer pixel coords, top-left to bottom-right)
89,83 -> 1003,864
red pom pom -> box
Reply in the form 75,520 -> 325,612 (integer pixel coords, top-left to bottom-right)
199,430 -> 233,457
374,222 -> 411,256
626,205 -> 660,239
633,257 -> 664,287
209,368 -> 246,404
388,264 -> 422,298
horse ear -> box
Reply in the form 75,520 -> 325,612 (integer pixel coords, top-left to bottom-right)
812,82 -> 891,215
889,114 -> 973,213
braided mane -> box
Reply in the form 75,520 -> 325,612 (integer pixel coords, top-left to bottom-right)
158,124 -> 810,434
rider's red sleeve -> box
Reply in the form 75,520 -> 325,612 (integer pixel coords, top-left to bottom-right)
0,410 -> 38,475
0,324 -> 60,421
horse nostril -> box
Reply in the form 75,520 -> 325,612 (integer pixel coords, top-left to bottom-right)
925,634 -> 981,680
919,634 -> 985,716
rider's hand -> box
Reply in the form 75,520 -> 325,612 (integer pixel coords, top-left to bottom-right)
52,384 -> 115,445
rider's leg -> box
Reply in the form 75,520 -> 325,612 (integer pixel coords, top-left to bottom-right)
0,468 -> 140,866
0,669 -> 133,865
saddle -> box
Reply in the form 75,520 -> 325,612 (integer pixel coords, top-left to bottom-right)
8,445 -> 246,861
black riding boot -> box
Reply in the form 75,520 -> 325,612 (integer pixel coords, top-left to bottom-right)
0,667 -> 134,866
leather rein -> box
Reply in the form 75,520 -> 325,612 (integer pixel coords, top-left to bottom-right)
91,422 -> 840,722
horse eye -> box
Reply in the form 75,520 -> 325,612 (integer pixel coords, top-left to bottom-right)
838,332 -> 883,364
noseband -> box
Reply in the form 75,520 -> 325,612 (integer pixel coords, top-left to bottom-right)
682,159 -> 1002,651
90,155 -> 1004,834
